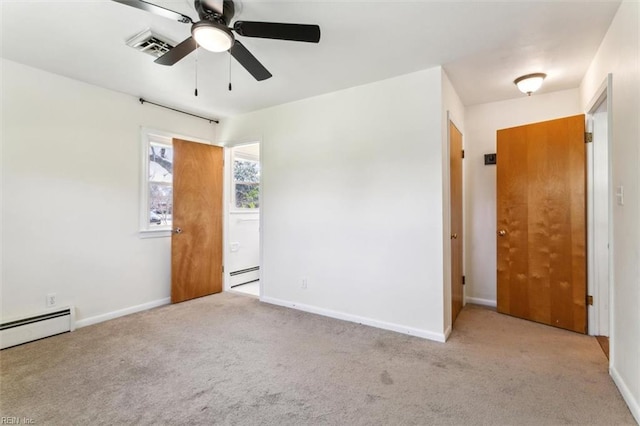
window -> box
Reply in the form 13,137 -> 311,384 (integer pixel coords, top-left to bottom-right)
140,128 -> 213,237
232,146 -> 260,210
140,130 -> 174,236
148,142 -> 173,227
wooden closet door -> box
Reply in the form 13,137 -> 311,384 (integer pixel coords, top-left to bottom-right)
497,115 -> 586,333
450,121 -> 464,324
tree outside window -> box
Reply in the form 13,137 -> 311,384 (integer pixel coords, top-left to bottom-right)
234,157 -> 260,209
148,143 -> 173,226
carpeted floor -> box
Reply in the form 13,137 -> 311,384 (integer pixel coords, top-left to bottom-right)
0,293 -> 635,425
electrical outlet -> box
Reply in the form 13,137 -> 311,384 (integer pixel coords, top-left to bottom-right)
301,278 -> 308,289
46,293 -> 57,308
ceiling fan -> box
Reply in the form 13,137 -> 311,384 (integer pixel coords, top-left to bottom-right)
112,0 -> 321,81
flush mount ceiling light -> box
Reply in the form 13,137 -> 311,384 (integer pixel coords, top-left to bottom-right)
191,21 -> 234,52
514,73 -> 547,96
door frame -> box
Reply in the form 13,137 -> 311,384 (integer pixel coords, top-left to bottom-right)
222,140 -> 263,299
585,74 -> 613,339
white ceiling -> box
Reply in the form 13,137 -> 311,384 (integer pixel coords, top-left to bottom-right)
1,0 -> 621,119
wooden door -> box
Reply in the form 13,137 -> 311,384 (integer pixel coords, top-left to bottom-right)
450,121 -> 464,323
171,139 -> 223,303
497,115 -> 586,333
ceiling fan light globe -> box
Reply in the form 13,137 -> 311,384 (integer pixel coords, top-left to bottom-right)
514,73 -> 547,95
192,22 -> 234,52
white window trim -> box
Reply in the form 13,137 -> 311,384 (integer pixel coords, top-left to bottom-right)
139,127 -> 212,238
231,151 -> 260,213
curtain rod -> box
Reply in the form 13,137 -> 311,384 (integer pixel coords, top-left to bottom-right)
139,98 -> 219,124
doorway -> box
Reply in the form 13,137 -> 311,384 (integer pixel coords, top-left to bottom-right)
586,75 -> 612,354
226,143 -> 261,298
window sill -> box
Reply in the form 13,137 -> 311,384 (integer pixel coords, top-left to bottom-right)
230,210 -> 260,215
139,229 -> 172,239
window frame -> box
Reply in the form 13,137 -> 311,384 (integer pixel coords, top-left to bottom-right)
231,150 -> 260,213
140,130 -> 173,238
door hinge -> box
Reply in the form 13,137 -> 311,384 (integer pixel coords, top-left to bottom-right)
587,295 -> 594,305
461,149 -> 465,159
462,275 -> 466,285
585,132 -> 593,143
222,265 -> 224,273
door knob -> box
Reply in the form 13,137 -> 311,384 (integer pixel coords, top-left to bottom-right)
173,227 -> 183,234
451,233 -> 458,239
498,229 -> 507,236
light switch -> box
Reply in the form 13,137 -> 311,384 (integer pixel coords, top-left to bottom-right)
230,242 -> 240,252
616,185 -> 624,206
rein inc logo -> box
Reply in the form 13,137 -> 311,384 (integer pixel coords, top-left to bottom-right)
1,418 -> 35,425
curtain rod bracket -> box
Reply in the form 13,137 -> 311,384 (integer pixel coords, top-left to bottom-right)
138,98 -> 219,124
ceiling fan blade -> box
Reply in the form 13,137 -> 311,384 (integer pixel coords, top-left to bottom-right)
230,40 -> 272,81
111,0 -> 193,24
154,37 -> 197,66
233,21 -> 321,43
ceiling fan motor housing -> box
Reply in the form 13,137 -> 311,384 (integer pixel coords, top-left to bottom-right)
194,0 -> 235,25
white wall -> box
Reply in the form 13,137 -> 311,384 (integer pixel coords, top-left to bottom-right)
220,67 -> 449,340
441,69 -> 465,333
580,1 -> 640,421
464,89 -> 581,305
1,59 -> 216,325
0,59 -> 5,311
227,213 -> 260,278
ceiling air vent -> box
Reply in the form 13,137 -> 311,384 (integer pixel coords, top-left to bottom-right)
126,29 -> 175,58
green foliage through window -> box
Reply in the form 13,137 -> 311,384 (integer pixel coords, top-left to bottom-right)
234,159 -> 260,209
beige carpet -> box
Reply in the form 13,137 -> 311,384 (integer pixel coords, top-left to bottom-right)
0,293 -> 635,425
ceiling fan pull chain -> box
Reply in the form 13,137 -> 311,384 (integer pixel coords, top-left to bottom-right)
228,52 -> 233,91
194,43 -> 199,97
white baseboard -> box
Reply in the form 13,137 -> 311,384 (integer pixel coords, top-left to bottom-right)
75,298 -> 171,328
610,366 -> 640,424
465,297 -> 497,308
443,324 -> 452,341
261,296 -> 447,343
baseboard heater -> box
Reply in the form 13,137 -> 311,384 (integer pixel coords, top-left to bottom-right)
1,307 -> 75,350
230,266 -> 260,288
